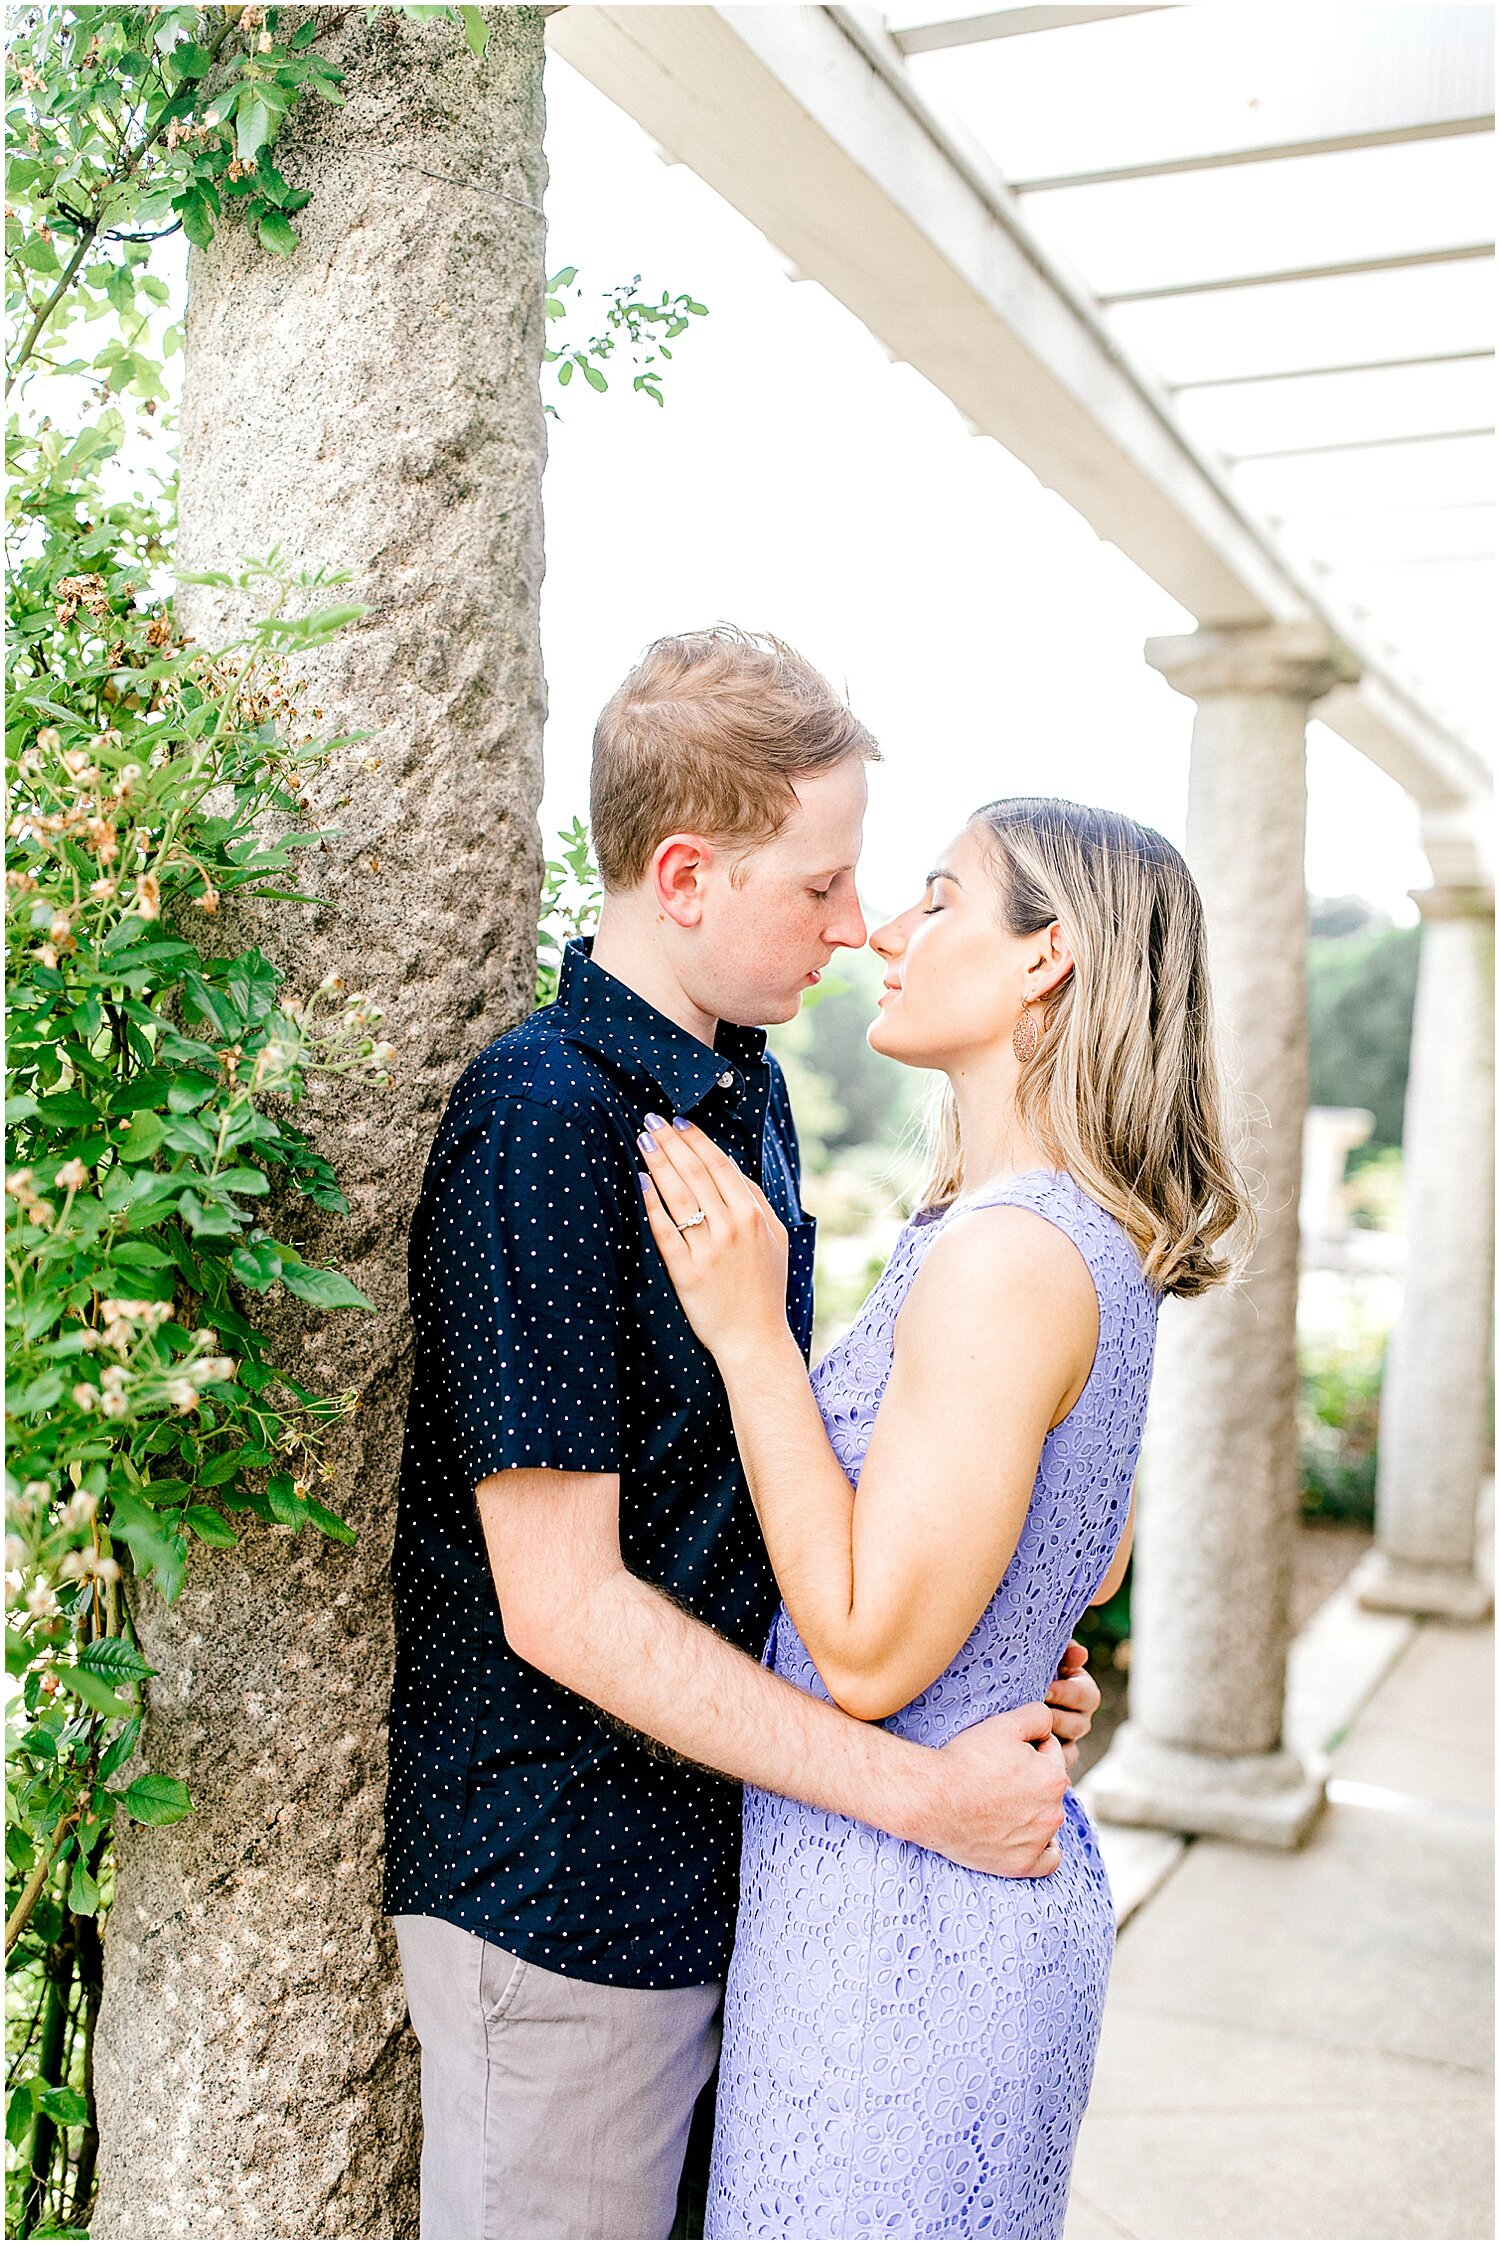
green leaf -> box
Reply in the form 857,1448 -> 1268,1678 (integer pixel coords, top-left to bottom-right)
6,2083 -> 36,2147
35,1089 -> 98,1126
10,1372 -> 64,1416
581,360 -> 608,393
257,208 -> 300,256
175,186 -> 218,251
183,1504 -> 239,1548
166,1073 -> 217,1114
78,1636 -> 156,1686
236,92 -> 278,163
117,1773 -> 193,1827
457,4 -> 490,55
179,1190 -> 243,1238
110,1496 -> 187,1603
267,1474 -> 309,1529
55,1665 -> 135,1720
304,1495 -> 358,1545
68,1859 -> 101,1915
98,1718 -> 142,1784
117,1110 -> 167,1161
171,38 -> 215,76
278,1262 -> 376,1311
197,1449 -> 246,1486
230,1241 -> 283,1288
109,1239 -> 174,1268
37,2084 -> 88,2127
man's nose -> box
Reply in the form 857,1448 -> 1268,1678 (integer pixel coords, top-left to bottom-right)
827,893 -> 868,952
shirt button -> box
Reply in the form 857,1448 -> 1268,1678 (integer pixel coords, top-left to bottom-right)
717,1070 -> 736,1090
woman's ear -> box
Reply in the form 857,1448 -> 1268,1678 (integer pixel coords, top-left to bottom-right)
1027,919 -> 1074,999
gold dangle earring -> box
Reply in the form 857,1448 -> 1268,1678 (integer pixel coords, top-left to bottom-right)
1012,1002 -> 1039,1063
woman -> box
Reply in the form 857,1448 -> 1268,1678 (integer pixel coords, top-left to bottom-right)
637,796 -> 1250,2242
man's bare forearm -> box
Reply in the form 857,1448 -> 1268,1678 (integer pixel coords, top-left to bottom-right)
541,1563 -> 942,1847
482,1466 -> 1065,1876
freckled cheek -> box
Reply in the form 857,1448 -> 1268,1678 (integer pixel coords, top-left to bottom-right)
750,902 -> 822,979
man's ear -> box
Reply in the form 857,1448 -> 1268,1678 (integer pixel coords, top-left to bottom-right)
651,833 -> 717,929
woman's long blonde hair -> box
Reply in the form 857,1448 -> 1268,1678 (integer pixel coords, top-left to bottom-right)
917,797 -> 1253,1298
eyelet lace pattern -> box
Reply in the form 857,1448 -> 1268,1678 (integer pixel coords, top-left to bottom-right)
705,1171 -> 1159,2241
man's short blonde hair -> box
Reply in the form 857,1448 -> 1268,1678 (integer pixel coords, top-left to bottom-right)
589,626 -> 880,892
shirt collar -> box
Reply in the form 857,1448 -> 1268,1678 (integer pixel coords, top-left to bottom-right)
557,938 -> 767,1116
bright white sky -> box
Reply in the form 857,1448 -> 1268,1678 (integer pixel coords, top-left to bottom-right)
539,54 -> 1430,927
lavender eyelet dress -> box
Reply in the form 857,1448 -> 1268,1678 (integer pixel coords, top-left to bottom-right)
705,1171 -> 1159,2243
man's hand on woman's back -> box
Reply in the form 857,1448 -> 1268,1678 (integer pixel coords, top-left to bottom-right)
924,1702 -> 1070,1878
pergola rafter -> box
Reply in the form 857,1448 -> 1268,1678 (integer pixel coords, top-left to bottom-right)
888,5 -> 1166,58
1008,112 -> 1495,194
1170,347 -> 1495,392
1097,242 -> 1495,305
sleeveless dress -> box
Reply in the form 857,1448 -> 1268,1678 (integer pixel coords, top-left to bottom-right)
705,1170 -> 1159,2243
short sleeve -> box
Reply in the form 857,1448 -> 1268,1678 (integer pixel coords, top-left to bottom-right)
410,1094 -> 624,1488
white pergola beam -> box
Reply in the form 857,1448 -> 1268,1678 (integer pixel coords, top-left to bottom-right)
891,6 -> 1166,57
1010,112 -> 1494,191
1098,243 -> 1495,306
1172,348 -> 1495,393
547,3 -> 1490,839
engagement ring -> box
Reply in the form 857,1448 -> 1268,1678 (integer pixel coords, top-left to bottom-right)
676,1210 -> 707,1231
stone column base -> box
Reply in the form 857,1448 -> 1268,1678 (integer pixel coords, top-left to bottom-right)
1351,1549 -> 1493,1622
1083,1722 -> 1326,1849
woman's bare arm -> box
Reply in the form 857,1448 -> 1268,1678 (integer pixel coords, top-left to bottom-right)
710,1207 -> 1098,1718
638,1120 -> 1102,1722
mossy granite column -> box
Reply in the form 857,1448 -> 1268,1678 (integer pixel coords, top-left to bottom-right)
1354,884 -> 1495,1621
1088,622 -> 1356,1849
92,12 -> 547,2237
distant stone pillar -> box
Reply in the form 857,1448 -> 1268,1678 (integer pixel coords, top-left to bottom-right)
92,12 -> 547,2239
1089,622 -> 1355,1848
1355,886 -> 1495,1620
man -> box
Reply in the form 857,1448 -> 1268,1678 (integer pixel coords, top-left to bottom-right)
384,628 -> 1100,2241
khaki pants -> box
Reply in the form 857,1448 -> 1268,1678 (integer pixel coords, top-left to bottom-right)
392,1915 -> 723,2241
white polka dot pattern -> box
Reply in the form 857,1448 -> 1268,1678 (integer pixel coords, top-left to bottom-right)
383,940 -> 817,1988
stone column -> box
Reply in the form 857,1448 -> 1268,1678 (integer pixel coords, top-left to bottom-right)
1354,885 -> 1495,1620
1088,622 -> 1355,1848
92,12 -> 547,2239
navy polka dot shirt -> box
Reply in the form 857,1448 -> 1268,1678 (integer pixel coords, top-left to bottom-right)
383,938 -> 816,1987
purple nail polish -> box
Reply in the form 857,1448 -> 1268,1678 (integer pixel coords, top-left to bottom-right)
671,1116 -> 691,1132
638,1171 -> 650,1192
644,1111 -> 668,1131
638,1130 -> 655,1153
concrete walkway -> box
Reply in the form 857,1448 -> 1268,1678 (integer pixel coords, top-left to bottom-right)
1067,1614 -> 1495,2242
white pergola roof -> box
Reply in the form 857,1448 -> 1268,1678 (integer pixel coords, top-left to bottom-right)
547,3 -> 1494,883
